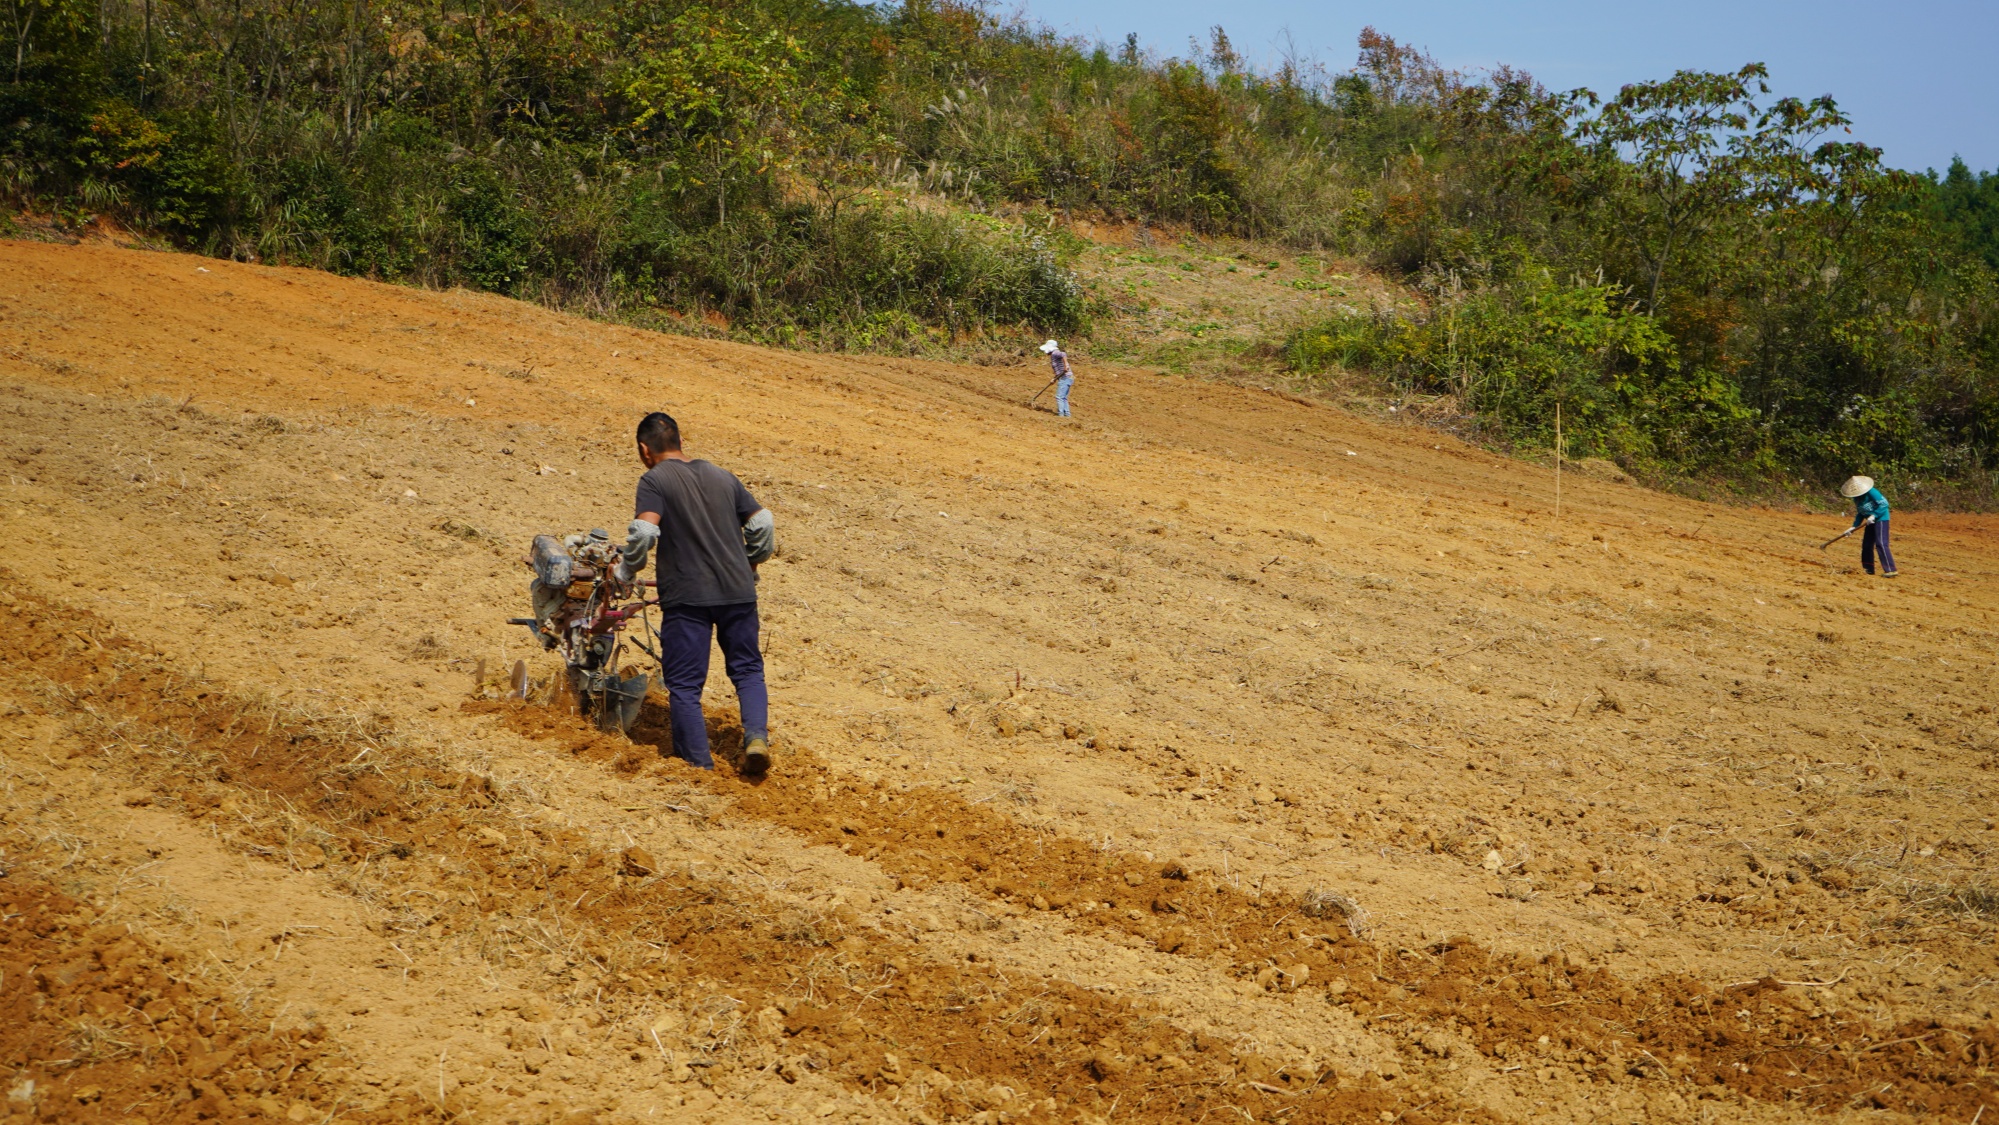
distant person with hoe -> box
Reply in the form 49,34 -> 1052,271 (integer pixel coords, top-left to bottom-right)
620,412 -> 777,773
1825,475 -> 1896,577
1038,339 -> 1075,418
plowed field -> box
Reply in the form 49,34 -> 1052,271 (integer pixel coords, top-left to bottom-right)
2,239 -> 1997,1124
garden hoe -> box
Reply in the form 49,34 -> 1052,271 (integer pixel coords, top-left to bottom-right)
1820,516 -> 1873,551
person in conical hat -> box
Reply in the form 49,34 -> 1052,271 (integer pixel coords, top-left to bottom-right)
1840,475 -> 1896,577
1039,339 -> 1074,418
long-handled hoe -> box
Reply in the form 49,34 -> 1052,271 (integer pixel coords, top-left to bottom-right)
1819,515 -> 1874,551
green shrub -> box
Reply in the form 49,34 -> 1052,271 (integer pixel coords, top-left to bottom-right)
1288,272 -> 1757,469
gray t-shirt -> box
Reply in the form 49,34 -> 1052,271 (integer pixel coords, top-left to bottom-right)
633,459 -> 761,607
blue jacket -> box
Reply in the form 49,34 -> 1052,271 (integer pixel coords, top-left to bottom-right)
1851,487 -> 1890,528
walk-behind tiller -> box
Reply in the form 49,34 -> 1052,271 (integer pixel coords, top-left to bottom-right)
507,529 -> 657,733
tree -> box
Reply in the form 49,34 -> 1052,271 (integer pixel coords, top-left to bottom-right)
5,0 -> 89,84
798,88 -> 895,281
623,8 -> 810,228
1931,157 -> 1999,272
1576,64 -> 1767,313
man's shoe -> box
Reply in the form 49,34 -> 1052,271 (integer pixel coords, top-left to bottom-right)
1883,570 -> 1898,577
742,737 -> 771,776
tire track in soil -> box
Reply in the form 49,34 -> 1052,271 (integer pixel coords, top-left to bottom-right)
484,701 -> 1999,1120
1,583 -> 1447,1125
0,867 -> 444,1125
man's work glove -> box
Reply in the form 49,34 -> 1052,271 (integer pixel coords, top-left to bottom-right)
617,518 -> 659,584
744,509 -> 775,566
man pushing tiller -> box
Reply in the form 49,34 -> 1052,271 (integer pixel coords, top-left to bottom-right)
621,411 -> 776,773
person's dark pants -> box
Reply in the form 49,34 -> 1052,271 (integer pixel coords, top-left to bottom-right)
657,602 -> 768,769
1861,521 -> 1896,574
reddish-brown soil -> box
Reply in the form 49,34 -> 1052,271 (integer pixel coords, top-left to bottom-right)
2,238 -> 1997,1124
0,868 -> 456,1125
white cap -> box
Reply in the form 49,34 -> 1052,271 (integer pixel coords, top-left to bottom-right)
1840,475 -> 1874,499
1038,340 -> 1060,353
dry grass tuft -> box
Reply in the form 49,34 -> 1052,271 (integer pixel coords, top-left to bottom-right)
1300,888 -> 1370,937
1949,883 -> 1999,917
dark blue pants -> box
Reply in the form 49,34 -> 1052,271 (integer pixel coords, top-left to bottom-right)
1861,521 -> 1896,574
657,602 -> 768,769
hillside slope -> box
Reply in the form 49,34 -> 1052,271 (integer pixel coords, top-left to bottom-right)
3,240 -> 1997,1125
1062,223 -> 1410,380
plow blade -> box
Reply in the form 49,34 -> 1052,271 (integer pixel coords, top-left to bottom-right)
598,673 -> 649,734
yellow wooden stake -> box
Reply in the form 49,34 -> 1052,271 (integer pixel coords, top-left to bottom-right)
1554,402 -> 1562,523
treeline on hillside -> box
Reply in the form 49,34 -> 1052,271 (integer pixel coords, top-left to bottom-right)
2,0 -> 1094,345
3,1 -> 1996,495
1273,42 -> 1999,497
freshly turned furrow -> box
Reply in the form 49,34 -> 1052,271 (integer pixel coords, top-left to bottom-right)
480,700 -> 1999,1120
1,583 -> 1450,1125
0,863 -> 445,1125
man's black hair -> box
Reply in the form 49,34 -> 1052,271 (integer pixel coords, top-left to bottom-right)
637,412 -> 681,453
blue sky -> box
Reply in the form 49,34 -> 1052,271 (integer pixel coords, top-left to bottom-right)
1013,0 -> 1996,175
